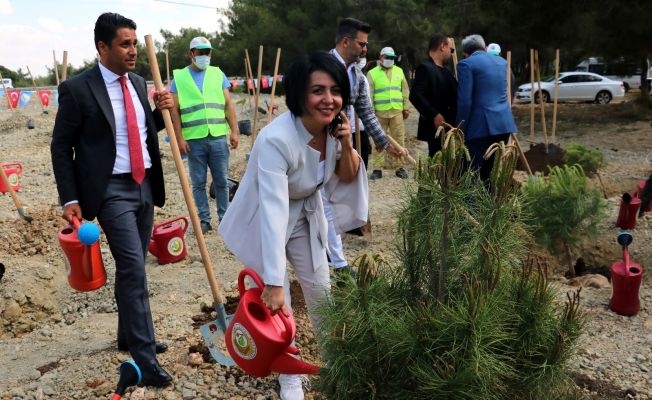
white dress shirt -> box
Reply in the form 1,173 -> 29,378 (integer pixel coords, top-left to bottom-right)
98,62 -> 152,174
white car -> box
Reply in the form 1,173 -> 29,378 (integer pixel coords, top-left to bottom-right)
515,72 -> 625,104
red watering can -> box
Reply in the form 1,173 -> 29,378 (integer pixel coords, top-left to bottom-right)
149,216 -> 188,265
226,268 -> 320,378
615,192 -> 640,230
0,162 -> 22,193
609,231 -> 643,316
58,216 -> 106,292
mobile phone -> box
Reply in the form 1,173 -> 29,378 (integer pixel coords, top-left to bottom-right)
329,114 -> 343,134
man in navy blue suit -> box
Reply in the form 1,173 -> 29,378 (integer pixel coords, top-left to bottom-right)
456,34 -> 517,182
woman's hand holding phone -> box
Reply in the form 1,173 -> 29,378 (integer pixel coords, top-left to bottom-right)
331,111 -> 352,147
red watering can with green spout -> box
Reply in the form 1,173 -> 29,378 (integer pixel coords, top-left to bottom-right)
225,268 -> 320,377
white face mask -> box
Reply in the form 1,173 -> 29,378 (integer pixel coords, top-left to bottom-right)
382,59 -> 394,68
357,57 -> 367,69
193,55 -> 211,70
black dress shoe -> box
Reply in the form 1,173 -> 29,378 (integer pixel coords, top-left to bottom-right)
140,360 -> 173,387
117,341 -> 169,354
369,170 -> 383,180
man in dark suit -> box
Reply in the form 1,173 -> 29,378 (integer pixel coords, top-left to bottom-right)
456,34 -> 517,182
410,33 -> 457,158
51,12 -> 173,387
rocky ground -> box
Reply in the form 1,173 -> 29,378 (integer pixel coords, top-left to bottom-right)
1,92 -> 651,399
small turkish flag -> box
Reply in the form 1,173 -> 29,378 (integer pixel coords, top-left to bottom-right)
6,90 -> 20,109
38,90 -> 51,107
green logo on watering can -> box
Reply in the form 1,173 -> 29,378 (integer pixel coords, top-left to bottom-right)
167,237 -> 184,256
7,173 -> 18,187
231,323 -> 257,360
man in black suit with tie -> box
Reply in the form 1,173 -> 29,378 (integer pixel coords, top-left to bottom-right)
51,12 -> 173,386
409,33 -> 458,157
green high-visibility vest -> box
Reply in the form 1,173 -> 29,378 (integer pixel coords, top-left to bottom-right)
369,65 -> 405,111
173,66 -> 229,139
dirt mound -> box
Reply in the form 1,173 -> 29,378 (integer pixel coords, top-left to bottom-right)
517,142 -> 566,174
0,112 -> 30,134
0,206 -> 64,256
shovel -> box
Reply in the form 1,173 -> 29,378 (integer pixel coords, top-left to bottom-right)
145,36 -> 234,366
0,163 -> 32,222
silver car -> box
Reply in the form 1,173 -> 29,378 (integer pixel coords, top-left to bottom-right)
515,72 -> 625,104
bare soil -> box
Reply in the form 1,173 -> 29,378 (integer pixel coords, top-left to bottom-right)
0,91 -> 651,399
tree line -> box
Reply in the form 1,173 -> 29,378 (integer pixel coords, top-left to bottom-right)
2,0 -> 650,88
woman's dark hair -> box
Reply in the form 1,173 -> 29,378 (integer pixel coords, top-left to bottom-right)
284,51 -> 350,117
94,12 -> 137,52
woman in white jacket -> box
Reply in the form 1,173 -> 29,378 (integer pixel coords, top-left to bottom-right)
219,51 -> 368,399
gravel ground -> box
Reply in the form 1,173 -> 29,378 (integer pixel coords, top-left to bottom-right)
1,93 -> 651,399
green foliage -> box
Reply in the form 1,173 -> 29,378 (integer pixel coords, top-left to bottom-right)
317,131 -> 584,399
521,165 -> 607,275
563,144 -> 605,176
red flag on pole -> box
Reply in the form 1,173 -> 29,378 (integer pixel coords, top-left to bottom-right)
37,90 -> 51,107
6,90 -> 20,109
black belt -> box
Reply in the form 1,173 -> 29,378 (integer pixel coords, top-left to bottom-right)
111,169 -> 151,180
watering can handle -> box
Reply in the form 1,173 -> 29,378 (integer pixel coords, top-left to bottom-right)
1,162 -> 22,174
276,309 -> 295,343
154,216 -> 189,233
238,268 -> 265,296
71,215 -> 81,230
623,248 -> 630,277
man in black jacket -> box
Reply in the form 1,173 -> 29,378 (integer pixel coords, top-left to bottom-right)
51,12 -> 173,387
409,33 -> 457,157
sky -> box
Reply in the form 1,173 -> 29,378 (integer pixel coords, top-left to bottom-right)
0,0 -> 230,77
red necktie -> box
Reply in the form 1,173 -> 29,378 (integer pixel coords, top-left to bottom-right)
118,76 -> 145,184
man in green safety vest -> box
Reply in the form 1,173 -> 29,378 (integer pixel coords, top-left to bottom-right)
366,47 -> 411,180
170,36 -> 239,234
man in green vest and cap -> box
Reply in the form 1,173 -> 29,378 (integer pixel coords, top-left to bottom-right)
367,46 -> 410,180
170,36 -> 239,234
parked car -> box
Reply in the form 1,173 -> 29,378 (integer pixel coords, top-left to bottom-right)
515,72 -> 625,104
1,78 -> 13,89
576,57 -> 651,92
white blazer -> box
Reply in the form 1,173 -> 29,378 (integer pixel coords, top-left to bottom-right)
219,112 -> 368,286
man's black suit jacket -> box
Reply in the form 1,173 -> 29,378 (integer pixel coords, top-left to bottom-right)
409,58 -> 458,142
51,64 -> 166,220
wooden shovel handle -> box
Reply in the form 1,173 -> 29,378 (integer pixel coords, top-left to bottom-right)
144,35 -> 225,305
386,135 -> 416,165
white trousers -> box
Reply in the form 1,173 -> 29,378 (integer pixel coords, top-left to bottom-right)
320,188 -> 348,269
248,214 -> 331,333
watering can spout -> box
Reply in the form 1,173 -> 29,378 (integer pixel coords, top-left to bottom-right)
269,352 -> 321,375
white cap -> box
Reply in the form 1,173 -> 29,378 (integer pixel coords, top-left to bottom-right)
189,36 -> 213,50
380,47 -> 396,57
487,43 -> 501,55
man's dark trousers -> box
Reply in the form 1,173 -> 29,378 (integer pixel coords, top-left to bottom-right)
97,174 -> 156,365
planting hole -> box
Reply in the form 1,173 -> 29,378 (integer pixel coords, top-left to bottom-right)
629,267 -> 640,274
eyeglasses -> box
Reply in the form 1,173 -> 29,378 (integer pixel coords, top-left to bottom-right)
349,38 -> 369,48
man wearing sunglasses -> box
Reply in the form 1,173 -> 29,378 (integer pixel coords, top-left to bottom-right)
367,46 -> 411,179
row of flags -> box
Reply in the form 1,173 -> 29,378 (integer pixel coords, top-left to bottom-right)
2,75 -> 285,109
0,90 -> 58,109
230,75 -> 284,90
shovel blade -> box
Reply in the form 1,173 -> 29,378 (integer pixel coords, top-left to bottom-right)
199,304 -> 236,366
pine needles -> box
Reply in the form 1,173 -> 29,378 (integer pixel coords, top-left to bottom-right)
315,130 -> 585,399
